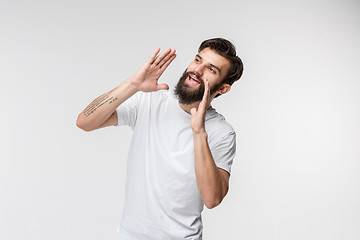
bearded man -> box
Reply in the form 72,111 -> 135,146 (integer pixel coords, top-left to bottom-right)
77,38 -> 243,240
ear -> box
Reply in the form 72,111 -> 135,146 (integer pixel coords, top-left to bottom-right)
216,83 -> 231,95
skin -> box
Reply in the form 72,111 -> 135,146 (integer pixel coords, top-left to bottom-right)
76,48 -> 176,131
185,48 -> 232,208
76,47 -> 232,208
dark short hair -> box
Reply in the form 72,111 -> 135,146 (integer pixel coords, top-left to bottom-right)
198,38 -> 244,86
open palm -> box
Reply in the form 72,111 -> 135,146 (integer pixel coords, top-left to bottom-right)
131,48 -> 176,92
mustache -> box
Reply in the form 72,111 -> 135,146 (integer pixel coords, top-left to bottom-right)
185,71 -> 204,84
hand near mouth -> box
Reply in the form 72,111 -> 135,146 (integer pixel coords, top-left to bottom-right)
130,48 -> 176,92
190,79 -> 210,134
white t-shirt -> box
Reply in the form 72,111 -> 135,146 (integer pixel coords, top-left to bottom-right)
115,91 -> 236,240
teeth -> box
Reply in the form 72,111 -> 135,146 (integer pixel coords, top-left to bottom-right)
190,75 -> 199,83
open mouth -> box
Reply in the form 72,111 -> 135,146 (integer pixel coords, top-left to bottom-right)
186,74 -> 201,86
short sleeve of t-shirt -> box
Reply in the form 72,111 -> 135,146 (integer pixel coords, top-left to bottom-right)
211,131 -> 236,174
115,92 -> 142,129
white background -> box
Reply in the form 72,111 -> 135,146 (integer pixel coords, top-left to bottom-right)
1,0 -> 360,239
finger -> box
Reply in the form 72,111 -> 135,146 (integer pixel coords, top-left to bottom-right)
203,79 -> 210,101
157,49 -> 176,68
156,83 -> 169,91
153,48 -> 171,66
147,48 -> 160,65
199,79 -> 210,111
159,54 -> 176,73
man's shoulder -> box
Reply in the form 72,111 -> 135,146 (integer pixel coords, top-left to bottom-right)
206,108 -> 234,131
205,108 -> 235,142
136,90 -> 172,100
130,90 -> 178,115
130,90 -> 173,106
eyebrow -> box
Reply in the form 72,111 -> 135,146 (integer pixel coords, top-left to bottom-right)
196,54 -> 221,73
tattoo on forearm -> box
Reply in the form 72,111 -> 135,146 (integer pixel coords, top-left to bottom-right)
83,94 -> 118,117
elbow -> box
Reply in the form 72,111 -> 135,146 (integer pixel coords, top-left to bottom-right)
204,196 -> 222,209
76,115 -> 92,132
202,185 -> 228,209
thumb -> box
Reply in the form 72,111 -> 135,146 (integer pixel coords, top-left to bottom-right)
190,107 -> 197,115
156,83 -> 169,91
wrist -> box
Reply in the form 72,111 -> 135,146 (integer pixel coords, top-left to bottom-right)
123,77 -> 140,93
192,128 -> 208,138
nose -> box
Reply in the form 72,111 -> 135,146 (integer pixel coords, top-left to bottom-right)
194,64 -> 205,76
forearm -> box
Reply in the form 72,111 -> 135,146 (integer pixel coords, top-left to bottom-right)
193,131 -> 228,209
76,78 -> 137,131
77,48 -> 175,131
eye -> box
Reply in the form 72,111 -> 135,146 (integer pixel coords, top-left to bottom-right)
194,58 -> 200,63
209,67 -> 216,74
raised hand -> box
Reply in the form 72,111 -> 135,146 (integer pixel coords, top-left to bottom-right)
190,79 -> 210,134
130,48 -> 176,92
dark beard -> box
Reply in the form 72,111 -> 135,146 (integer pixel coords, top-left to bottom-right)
174,70 -> 223,105
174,70 -> 205,105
